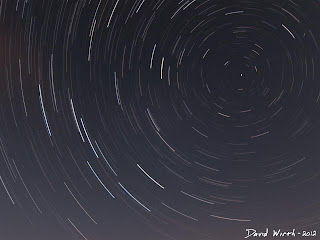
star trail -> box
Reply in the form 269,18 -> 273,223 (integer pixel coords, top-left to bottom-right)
1,0 -> 320,239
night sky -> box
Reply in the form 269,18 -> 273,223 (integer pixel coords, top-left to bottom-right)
1,0 -> 320,239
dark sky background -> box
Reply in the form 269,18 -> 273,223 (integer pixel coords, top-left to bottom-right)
1,0 -> 320,239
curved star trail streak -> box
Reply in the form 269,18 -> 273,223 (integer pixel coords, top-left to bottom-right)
1,0 -> 320,239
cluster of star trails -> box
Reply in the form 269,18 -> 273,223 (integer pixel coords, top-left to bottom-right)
1,0 -> 320,239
